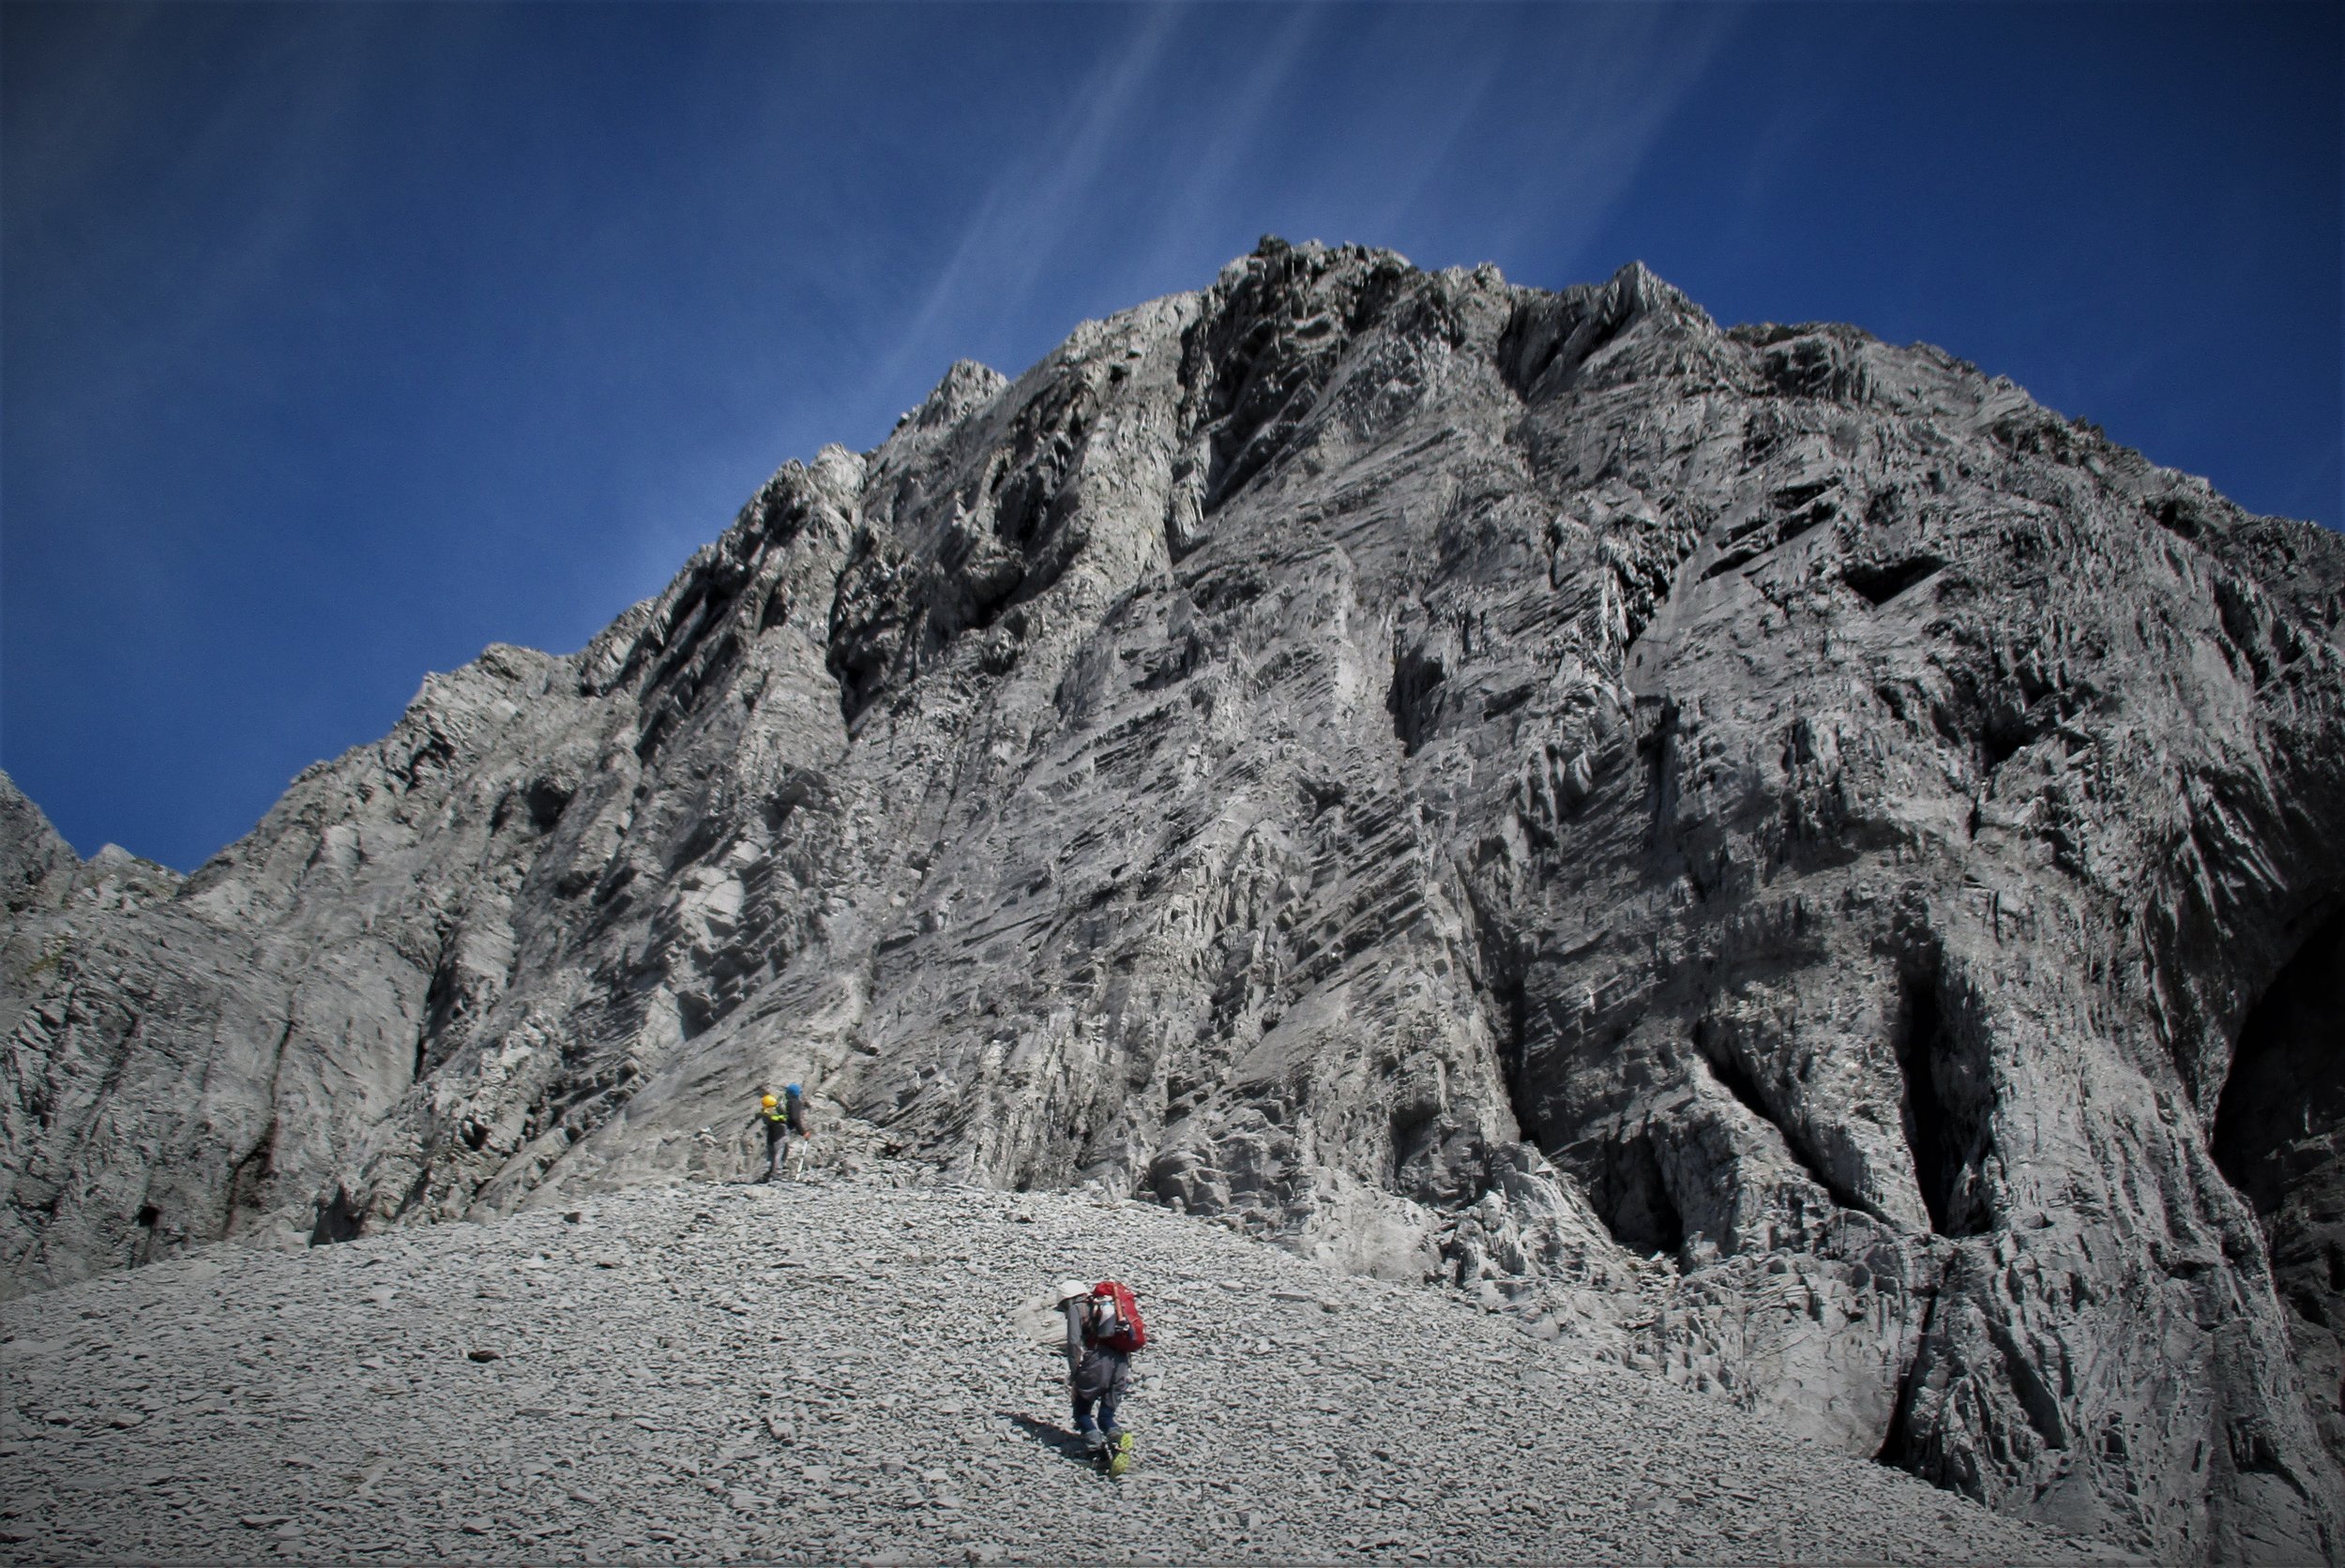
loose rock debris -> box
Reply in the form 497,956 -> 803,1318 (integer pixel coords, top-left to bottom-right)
0,1168 -> 2090,1564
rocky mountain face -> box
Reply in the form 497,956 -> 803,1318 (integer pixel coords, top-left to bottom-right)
5,238 -> 2341,1560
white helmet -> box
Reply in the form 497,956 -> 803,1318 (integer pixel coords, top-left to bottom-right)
1053,1278 -> 1091,1304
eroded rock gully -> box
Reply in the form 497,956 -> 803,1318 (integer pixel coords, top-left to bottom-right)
6,239 -> 2342,1560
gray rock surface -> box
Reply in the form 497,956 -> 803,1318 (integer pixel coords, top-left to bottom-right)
0,1170 -> 2089,1565
0,778 -> 178,1051
5,237 -> 2343,1560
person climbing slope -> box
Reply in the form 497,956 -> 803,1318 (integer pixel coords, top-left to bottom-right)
749,1084 -> 809,1183
1057,1277 -> 1148,1476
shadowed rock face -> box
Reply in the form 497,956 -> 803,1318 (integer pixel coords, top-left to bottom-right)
5,238 -> 2343,1560
2215,911 -> 2345,1473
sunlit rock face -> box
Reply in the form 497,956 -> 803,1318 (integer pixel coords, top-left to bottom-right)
6,238 -> 2343,1560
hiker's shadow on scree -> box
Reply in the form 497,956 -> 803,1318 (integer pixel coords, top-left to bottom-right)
1004,1412 -> 1094,1466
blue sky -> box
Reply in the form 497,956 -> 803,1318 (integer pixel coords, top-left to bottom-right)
4,2 -> 2338,870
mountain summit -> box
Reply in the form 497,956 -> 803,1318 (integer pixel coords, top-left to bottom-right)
8,238 -> 2343,1560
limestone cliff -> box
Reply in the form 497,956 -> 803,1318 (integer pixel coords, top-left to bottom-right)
7,239 -> 2342,1560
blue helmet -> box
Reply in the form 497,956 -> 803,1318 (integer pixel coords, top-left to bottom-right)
785,1083 -> 802,1096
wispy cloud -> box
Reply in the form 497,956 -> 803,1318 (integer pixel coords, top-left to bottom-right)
873,6 -> 1188,398
1486,7 -> 1745,279
1367,45 -> 1508,249
1127,6 -> 1324,279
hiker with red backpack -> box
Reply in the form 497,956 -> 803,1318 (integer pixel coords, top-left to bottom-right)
1055,1278 -> 1147,1476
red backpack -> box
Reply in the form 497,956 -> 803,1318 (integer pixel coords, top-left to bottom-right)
1090,1281 -> 1148,1353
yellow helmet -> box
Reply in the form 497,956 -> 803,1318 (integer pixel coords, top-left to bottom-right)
762,1093 -> 778,1108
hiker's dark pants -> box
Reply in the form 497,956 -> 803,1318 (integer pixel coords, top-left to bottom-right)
764,1126 -> 789,1181
1071,1348 -> 1130,1441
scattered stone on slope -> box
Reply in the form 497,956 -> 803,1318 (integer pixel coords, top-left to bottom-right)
0,1171 -> 2091,1567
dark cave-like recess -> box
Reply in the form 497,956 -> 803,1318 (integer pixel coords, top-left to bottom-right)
1591,1132 -> 1685,1259
2211,905 -> 2345,1465
1894,964 -> 1995,1238
309,1185 -> 366,1246
2212,907 -> 2345,1211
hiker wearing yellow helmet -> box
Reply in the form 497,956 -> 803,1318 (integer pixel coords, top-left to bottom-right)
749,1085 -> 809,1183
